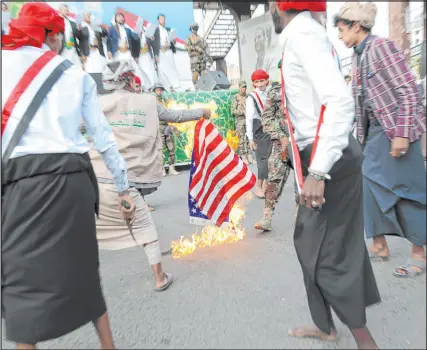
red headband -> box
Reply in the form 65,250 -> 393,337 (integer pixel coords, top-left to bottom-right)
2,2 -> 65,50
277,1 -> 326,12
251,69 -> 269,82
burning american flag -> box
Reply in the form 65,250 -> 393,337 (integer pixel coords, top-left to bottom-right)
171,119 -> 255,258
188,120 -> 256,226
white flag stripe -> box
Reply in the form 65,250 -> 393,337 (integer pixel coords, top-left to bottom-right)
196,120 -> 208,155
209,162 -> 249,224
192,126 -> 220,185
190,141 -> 230,201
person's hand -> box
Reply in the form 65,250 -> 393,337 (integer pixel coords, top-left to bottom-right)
202,109 -> 211,120
249,140 -> 257,151
300,174 -> 326,209
390,137 -> 409,158
154,55 -> 159,64
107,51 -> 113,60
118,193 -> 136,224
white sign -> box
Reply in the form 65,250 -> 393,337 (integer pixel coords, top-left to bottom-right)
238,12 -> 282,85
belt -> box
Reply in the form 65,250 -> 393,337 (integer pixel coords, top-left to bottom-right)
118,45 -> 129,53
140,47 -> 149,54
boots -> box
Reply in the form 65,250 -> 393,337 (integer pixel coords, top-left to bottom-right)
254,218 -> 272,232
169,164 -> 180,176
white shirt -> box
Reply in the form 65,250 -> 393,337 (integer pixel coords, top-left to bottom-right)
118,25 -> 128,48
2,44 -> 129,192
245,88 -> 267,141
159,25 -> 169,47
279,11 -> 355,174
64,17 -> 73,42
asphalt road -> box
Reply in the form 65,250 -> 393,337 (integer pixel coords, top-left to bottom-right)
2,165 -> 426,349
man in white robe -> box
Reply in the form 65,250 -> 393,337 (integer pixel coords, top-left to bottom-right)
58,3 -> 81,67
154,14 -> 181,90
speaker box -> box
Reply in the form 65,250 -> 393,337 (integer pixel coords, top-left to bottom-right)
195,71 -> 231,91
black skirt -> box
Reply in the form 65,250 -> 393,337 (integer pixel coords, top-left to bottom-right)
253,118 -> 272,180
1,153 -> 106,344
293,135 -> 381,333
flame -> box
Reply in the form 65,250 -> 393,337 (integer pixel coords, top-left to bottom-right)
225,130 -> 239,152
171,206 -> 246,258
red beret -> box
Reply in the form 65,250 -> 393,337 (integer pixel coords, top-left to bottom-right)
251,69 -> 269,82
2,2 -> 65,50
277,1 -> 326,12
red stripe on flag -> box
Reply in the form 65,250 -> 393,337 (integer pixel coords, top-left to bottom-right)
206,154 -> 247,218
197,146 -> 232,209
191,133 -> 222,193
195,145 -> 231,205
216,172 -> 256,225
195,122 -> 215,167
1,51 -> 57,135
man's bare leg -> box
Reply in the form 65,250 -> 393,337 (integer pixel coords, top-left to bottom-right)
16,344 -> 36,349
350,327 -> 379,349
93,312 -> 115,349
254,179 -> 265,198
143,240 -> 172,289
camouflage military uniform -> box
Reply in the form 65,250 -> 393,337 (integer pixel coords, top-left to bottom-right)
258,82 -> 292,227
185,34 -> 209,84
156,94 -> 176,166
231,84 -> 250,156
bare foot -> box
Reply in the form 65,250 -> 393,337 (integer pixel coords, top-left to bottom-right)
368,244 -> 390,259
288,325 -> 337,341
254,188 -> 265,198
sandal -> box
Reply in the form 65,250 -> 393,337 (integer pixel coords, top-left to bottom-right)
393,258 -> 426,278
368,247 -> 389,261
155,272 -> 174,292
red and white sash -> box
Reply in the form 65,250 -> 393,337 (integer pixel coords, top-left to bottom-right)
1,51 -> 66,138
249,90 -> 265,116
280,46 -> 338,194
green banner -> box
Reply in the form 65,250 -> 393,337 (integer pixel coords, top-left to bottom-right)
164,89 -> 239,165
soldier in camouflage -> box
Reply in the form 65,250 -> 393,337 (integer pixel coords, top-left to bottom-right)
153,82 -> 179,176
254,81 -> 292,231
231,80 -> 253,164
185,23 -> 211,87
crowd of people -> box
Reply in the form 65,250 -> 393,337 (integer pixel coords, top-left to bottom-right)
1,1 -> 426,350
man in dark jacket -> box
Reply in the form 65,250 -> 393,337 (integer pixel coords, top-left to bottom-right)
106,12 -> 140,61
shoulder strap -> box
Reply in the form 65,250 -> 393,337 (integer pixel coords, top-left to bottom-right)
248,94 -> 262,116
2,53 -> 73,165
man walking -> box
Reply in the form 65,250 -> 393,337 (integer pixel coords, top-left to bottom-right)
254,81 -> 291,232
231,80 -> 252,164
90,60 -> 210,291
2,3 -> 135,349
246,69 -> 270,198
270,1 -> 381,348
334,2 -> 426,277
